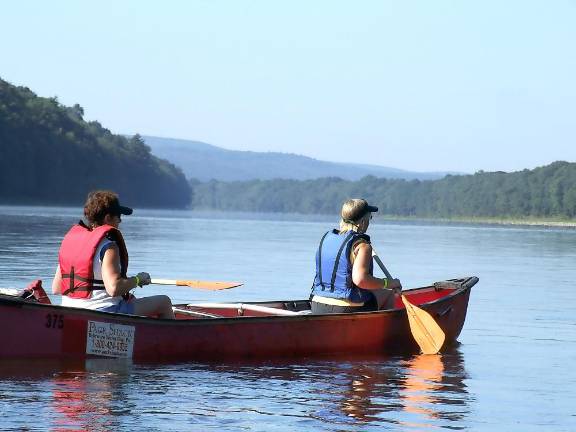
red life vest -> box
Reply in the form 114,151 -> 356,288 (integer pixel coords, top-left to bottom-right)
58,223 -> 129,299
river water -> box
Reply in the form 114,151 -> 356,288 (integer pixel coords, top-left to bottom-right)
0,206 -> 574,431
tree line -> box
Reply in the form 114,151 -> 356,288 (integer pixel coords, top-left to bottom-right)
0,78 -> 191,208
190,161 -> 576,220
3,77 -> 574,220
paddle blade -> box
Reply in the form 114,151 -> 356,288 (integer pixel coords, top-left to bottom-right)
175,280 -> 242,290
401,295 -> 446,355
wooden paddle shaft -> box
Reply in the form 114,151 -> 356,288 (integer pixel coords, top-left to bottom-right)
150,279 -> 242,290
152,279 -> 189,286
372,252 -> 393,279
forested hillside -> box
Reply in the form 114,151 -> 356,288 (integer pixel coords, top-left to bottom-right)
143,135 -> 453,182
191,161 -> 576,220
0,78 -> 191,207
4,76 -> 572,221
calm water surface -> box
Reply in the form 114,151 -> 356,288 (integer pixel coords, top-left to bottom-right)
0,206 -> 575,431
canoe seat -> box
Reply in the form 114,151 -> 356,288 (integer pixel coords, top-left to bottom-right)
25,280 -> 52,304
173,307 -> 222,319
0,280 -> 51,305
186,302 -> 301,317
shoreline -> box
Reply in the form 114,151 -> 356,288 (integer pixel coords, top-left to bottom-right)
377,215 -> 576,228
1,204 -> 575,228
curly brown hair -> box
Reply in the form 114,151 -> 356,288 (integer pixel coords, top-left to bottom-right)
83,190 -> 120,226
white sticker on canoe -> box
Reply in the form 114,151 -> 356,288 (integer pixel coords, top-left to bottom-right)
86,321 -> 135,358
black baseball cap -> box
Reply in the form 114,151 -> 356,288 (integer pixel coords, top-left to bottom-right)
110,200 -> 133,216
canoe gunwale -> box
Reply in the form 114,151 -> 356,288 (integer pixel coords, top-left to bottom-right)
214,275 -> 479,315
0,276 -> 477,324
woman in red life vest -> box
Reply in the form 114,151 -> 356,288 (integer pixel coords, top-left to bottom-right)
52,190 -> 175,319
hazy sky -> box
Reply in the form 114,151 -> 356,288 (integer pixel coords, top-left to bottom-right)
2,1 -> 575,173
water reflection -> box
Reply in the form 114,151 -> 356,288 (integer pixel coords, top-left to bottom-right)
398,349 -> 471,428
0,359 -> 133,432
400,354 -> 445,421
0,350 -> 471,431
201,347 -> 471,429
49,360 -> 134,432
309,348 -> 471,428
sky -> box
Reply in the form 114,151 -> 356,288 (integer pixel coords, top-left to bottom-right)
1,0 -> 575,173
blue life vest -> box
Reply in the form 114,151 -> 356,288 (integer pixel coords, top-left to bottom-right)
311,229 -> 374,303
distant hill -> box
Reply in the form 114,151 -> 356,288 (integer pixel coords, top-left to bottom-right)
142,135 -> 456,182
0,78 -> 191,208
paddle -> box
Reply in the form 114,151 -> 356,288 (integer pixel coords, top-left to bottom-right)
150,279 -> 242,291
371,249 -> 445,355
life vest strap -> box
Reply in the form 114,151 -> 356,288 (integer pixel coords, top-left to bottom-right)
329,231 -> 354,291
316,231 -> 330,291
61,272 -> 106,294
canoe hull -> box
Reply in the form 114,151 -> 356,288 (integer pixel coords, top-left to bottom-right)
0,277 -> 476,361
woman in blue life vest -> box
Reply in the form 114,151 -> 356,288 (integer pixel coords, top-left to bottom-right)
52,190 -> 175,319
310,198 -> 402,314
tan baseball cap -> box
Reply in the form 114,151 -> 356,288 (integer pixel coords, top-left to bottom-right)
341,198 -> 378,222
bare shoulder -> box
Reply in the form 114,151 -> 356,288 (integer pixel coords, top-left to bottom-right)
352,239 -> 372,255
102,242 -> 120,260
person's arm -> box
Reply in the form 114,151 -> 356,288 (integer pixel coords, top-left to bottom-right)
52,265 -> 62,294
352,242 -> 401,290
101,244 -> 142,297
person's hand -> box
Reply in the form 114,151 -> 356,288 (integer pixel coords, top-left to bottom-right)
135,272 -> 151,287
390,278 -> 402,293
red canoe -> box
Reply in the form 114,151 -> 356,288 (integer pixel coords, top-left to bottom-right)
0,276 -> 478,361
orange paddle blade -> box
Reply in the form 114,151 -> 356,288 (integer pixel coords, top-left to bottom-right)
151,279 -> 242,290
401,295 -> 446,354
